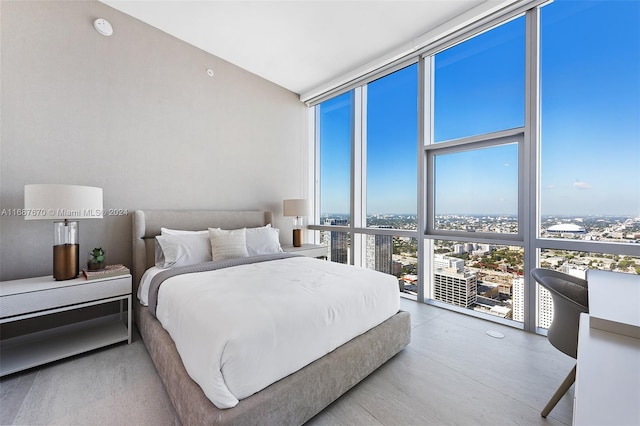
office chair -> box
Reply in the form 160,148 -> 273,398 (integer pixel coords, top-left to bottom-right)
530,268 -> 589,418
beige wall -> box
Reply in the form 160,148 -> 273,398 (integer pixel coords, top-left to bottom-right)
0,0 -> 308,281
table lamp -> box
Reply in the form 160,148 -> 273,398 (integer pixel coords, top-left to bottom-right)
283,199 -> 309,247
24,184 -> 103,280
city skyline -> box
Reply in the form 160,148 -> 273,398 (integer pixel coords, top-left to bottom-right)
317,214 -> 639,325
319,213 -> 640,246
319,212 -> 639,219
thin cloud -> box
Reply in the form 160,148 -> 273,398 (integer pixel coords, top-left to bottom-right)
573,181 -> 591,190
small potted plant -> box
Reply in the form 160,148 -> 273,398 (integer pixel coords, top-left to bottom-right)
88,247 -> 105,271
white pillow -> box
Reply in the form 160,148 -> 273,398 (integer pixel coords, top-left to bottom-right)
246,225 -> 283,256
208,228 -> 249,261
155,233 -> 212,268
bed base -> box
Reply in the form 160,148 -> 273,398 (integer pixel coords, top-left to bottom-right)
137,305 -> 410,425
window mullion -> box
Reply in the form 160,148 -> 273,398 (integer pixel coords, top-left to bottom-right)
417,56 -> 430,302
310,106 -> 320,243
356,86 -> 366,230
351,87 -> 364,266
523,6 -> 540,332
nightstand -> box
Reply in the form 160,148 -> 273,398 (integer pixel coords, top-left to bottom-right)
0,273 -> 132,376
283,244 -> 327,259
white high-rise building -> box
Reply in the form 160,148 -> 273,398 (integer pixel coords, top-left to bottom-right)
434,268 -> 477,308
453,244 -> 466,254
433,254 -> 477,308
512,277 -> 524,322
434,253 -> 464,272
533,265 -> 585,329
537,285 -> 554,329
560,264 -> 588,279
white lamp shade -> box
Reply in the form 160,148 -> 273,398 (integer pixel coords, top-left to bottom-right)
283,199 -> 309,217
24,184 -> 103,220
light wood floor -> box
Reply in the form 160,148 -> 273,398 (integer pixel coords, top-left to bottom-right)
1,299 -> 574,425
308,299 -> 574,425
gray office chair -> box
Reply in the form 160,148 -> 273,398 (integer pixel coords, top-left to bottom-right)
530,268 -> 589,418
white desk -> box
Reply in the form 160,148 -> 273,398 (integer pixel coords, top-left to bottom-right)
572,271 -> 640,426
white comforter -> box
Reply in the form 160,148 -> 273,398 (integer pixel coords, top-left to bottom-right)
154,256 -> 400,409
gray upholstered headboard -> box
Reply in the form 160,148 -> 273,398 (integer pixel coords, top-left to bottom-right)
131,210 -> 273,291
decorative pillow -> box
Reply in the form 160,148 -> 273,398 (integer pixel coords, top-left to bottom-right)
155,233 -> 212,269
208,228 -> 249,261
246,225 -> 283,256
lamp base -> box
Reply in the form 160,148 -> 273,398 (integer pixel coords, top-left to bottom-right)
53,244 -> 79,280
293,229 -> 302,247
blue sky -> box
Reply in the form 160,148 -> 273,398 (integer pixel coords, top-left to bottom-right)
539,0 -> 639,216
433,15 -> 524,216
320,0 -> 639,217
366,65 -> 418,215
319,92 -> 352,215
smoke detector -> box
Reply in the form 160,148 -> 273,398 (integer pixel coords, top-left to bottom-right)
94,18 -> 113,37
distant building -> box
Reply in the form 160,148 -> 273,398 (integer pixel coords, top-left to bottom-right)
491,305 -> 512,319
391,261 -> 403,276
434,269 -> 477,308
366,225 -> 393,274
434,253 -> 464,272
537,285 -> 554,329
511,276 -> 556,327
324,218 -> 348,264
560,264 -> 588,279
433,254 -> 477,308
547,223 -> 586,234
453,244 -> 466,254
498,282 -> 512,296
512,277 -> 524,322
472,244 -> 494,256
473,303 -> 512,319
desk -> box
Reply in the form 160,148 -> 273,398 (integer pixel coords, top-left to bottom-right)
572,271 -> 640,426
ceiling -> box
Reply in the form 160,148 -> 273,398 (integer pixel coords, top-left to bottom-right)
100,1 -> 515,98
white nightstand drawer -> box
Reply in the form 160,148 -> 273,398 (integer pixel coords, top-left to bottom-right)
0,275 -> 131,319
282,244 -> 327,258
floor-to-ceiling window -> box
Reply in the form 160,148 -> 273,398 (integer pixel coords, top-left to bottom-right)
425,15 -> 526,325
310,0 -> 639,331
535,0 -> 640,329
314,64 -> 419,295
365,65 -> 418,296
317,92 -> 353,263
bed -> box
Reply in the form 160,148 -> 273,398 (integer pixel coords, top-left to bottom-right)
132,209 -> 411,425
